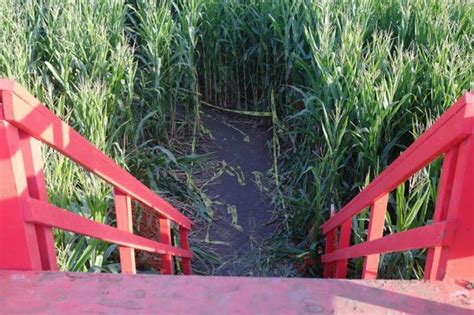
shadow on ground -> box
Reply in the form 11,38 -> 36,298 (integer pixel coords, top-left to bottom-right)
198,110 -> 275,276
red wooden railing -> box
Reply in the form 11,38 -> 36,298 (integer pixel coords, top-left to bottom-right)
321,92 -> 474,280
0,80 -> 192,275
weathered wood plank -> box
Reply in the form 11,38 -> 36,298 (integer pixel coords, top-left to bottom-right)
0,271 -> 472,314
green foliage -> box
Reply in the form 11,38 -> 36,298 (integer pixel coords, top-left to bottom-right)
260,0 -> 472,278
0,0 -> 210,273
182,0 -> 473,278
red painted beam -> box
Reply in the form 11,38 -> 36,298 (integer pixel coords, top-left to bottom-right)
335,220 -> 351,278
159,218 -> 174,275
21,197 -> 192,259
1,271 -> 473,314
0,114 -> 42,270
19,131 -> 58,271
321,222 -> 452,263
179,228 -> 191,275
114,189 -> 136,274
0,80 -> 191,230
362,194 -> 388,279
321,93 -> 474,234
424,148 -> 458,280
436,136 -> 474,280
323,228 -> 337,278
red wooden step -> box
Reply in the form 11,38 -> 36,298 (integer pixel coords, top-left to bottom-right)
0,271 -> 472,314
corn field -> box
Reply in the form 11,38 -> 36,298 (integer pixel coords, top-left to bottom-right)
0,0 -> 472,278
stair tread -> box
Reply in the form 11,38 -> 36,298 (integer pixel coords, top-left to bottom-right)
1,271 -> 473,314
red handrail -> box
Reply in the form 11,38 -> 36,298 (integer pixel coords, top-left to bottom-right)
321,92 -> 474,281
0,80 -> 192,275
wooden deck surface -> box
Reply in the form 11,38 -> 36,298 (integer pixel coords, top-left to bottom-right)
0,271 -> 473,314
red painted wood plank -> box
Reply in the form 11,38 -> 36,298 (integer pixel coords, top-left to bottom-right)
114,189 -> 136,274
321,93 -> 474,234
1,271 -> 473,314
323,228 -> 337,278
21,197 -> 192,259
0,82 -> 191,230
321,222 -> 451,263
179,227 -> 191,275
335,220 -> 352,278
436,136 -> 474,280
160,218 -> 174,275
0,80 -> 39,110
19,131 -> 58,271
0,93 -> 42,270
424,148 -> 458,280
362,194 -> 388,279
323,208 -> 338,278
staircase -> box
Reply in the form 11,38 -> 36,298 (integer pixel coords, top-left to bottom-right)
0,80 -> 473,314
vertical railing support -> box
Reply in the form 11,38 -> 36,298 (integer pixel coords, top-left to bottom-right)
424,148 -> 458,280
335,220 -> 352,278
323,230 -> 337,278
160,218 -> 174,274
362,194 -> 388,279
114,189 -> 136,274
179,227 -> 191,275
19,131 -> 58,270
323,207 -> 337,278
433,136 -> 474,280
0,93 -> 42,270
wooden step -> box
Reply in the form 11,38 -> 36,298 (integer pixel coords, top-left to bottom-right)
0,271 -> 473,314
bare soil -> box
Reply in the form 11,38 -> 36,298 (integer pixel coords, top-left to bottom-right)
198,110 -> 274,276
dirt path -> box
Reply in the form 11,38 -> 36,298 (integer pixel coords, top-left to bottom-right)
199,110 -> 274,276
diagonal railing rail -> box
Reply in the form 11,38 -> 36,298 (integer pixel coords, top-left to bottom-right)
0,79 -> 192,275
321,92 -> 474,280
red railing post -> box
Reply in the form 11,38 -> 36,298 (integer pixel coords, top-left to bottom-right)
160,218 -> 174,274
323,208 -> 337,278
424,148 -> 458,280
432,136 -> 474,280
323,231 -> 337,278
362,194 -> 388,279
19,131 -> 58,270
0,92 -> 42,270
179,227 -> 191,275
114,189 -> 136,274
335,220 -> 352,278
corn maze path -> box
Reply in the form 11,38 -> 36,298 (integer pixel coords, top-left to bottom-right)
200,110 -> 274,276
